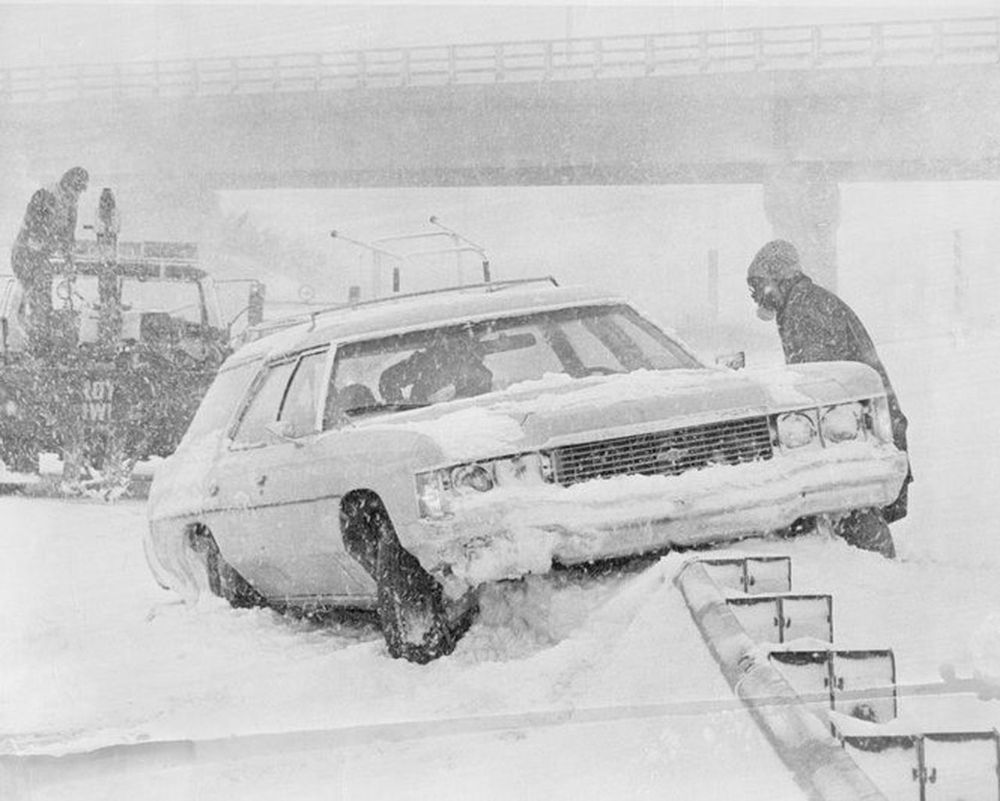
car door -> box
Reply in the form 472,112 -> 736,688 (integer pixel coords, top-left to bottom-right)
207,346 -> 371,602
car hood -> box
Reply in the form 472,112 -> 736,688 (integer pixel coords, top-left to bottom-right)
368,361 -> 886,464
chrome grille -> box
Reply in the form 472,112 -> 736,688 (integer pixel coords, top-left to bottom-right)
550,417 -> 773,486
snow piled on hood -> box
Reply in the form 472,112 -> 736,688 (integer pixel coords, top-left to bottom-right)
383,407 -> 527,462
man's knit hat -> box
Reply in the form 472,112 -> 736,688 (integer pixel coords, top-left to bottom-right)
747,239 -> 801,280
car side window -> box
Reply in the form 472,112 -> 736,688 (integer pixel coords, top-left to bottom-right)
231,359 -> 297,446
277,350 -> 328,437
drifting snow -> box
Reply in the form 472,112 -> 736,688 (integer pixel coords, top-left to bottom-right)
4,333 -> 1000,801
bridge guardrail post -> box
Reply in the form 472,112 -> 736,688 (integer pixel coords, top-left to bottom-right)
230,59 -> 238,94
592,37 -> 603,78
313,53 -> 322,91
699,30 -> 710,72
494,43 -> 505,82
872,22 -> 885,65
644,35 -> 655,75
153,60 -> 160,97
544,41 -> 553,80
448,45 -> 456,83
271,57 -> 280,92
357,50 -> 367,88
402,49 -> 411,87
191,60 -> 200,97
753,29 -> 765,70
112,64 -> 122,102
932,20 -> 944,62
811,26 -> 822,68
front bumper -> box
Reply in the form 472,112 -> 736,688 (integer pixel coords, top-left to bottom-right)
399,443 -> 909,598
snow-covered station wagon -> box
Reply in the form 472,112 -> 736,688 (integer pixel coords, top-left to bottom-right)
145,278 -> 909,663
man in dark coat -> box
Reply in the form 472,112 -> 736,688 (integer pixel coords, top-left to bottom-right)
10,167 -> 90,351
747,239 -> 912,558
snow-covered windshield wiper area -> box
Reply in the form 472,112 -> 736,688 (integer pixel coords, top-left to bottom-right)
327,304 -> 698,416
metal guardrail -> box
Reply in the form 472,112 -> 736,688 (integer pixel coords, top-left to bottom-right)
2,16 -> 999,104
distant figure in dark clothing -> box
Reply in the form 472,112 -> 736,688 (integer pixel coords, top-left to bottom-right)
380,332 -> 493,405
747,239 -> 912,558
11,167 -> 90,350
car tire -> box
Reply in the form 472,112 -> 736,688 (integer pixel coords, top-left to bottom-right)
835,508 -> 896,559
189,526 -> 266,609
373,511 -> 463,664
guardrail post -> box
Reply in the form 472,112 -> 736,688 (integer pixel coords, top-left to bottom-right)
401,49 -> 411,86
191,60 -> 200,96
811,26 -> 822,67
699,31 -> 711,72
932,20 -> 944,62
357,50 -> 367,88
112,64 -> 122,101
313,53 -> 322,91
153,60 -> 160,97
544,40 -> 553,80
644,34 -> 655,75
494,43 -> 505,82
753,29 -> 765,69
448,45 -> 457,83
230,58 -> 239,93
592,37 -> 603,78
872,23 -> 884,65
271,57 -> 280,91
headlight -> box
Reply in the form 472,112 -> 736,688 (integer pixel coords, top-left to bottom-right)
865,397 -> 893,444
776,410 -> 819,450
416,452 -> 551,519
820,402 -> 863,444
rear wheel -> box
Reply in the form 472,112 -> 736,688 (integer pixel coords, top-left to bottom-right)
187,526 -> 266,608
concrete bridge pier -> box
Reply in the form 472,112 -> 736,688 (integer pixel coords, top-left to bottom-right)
762,163 -> 841,291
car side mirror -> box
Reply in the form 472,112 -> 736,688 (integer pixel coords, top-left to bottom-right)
715,351 -> 746,370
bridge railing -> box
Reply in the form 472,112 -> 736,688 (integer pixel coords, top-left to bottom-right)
2,16 -> 998,103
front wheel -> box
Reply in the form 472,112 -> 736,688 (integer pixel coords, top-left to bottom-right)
835,508 -> 895,559
373,513 -> 465,664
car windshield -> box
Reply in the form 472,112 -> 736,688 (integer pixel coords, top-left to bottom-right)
52,275 -> 205,324
326,304 -> 700,419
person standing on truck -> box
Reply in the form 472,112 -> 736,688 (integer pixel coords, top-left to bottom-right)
746,238 -> 912,558
10,166 -> 90,351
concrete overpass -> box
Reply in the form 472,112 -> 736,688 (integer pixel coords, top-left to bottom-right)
3,15 -> 1000,287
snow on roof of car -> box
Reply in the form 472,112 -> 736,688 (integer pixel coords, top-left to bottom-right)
231,281 -> 629,362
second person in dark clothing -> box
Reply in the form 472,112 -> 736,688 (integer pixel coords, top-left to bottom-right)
747,239 -> 912,558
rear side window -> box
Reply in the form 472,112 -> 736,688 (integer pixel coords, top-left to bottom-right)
183,359 -> 261,441
231,360 -> 297,445
231,348 -> 329,445
277,350 -> 328,437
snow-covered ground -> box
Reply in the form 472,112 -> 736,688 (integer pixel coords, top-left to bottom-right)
3,329 -> 1000,801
